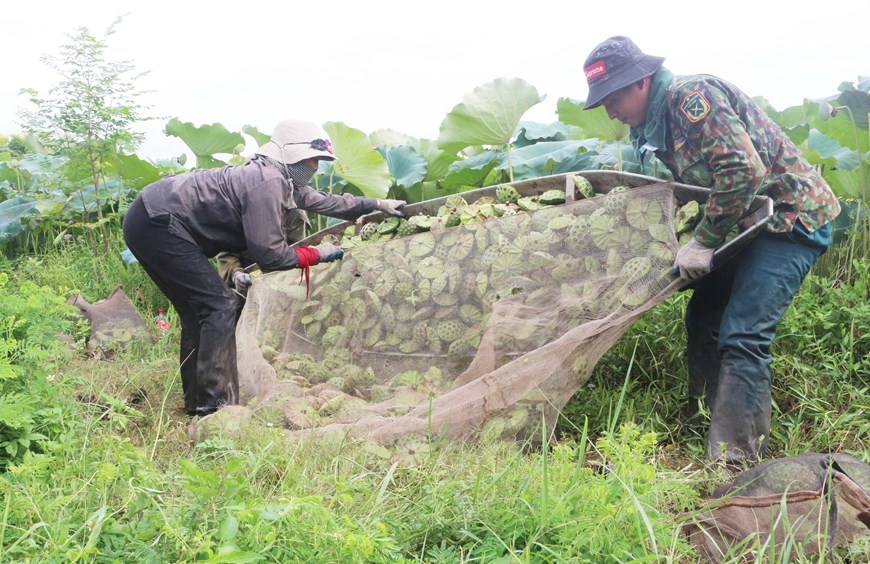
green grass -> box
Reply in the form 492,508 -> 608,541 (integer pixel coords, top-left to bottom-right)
0,235 -> 868,562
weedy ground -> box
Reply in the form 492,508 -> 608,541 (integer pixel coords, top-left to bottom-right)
1,235 -> 867,563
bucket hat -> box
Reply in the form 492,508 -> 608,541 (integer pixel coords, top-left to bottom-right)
254,119 -> 336,165
583,36 -> 665,110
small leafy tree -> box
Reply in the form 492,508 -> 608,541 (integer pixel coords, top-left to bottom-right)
17,15 -> 154,250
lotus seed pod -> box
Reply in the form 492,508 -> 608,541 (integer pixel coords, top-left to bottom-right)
674,200 -> 702,235
411,321 -> 429,347
525,230 -> 552,253
490,248 -> 523,279
359,222 -> 378,241
547,215 -> 573,231
395,219 -> 420,238
619,285 -> 650,308
539,189 -> 566,206
648,240 -> 676,262
496,183 -> 521,204
516,196 -> 545,212
606,248 -> 623,274
436,319 -> 466,342
572,353 -> 589,376
444,195 -> 468,210
603,185 -> 630,213
528,251 -> 553,268
407,214 -> 434,231
459,303 -> 483,324
430,272 -> 448,295
446,337 -> 475,366
621,256 -> 653,282
572,175 -> 596,199
444,213 -> 461,228
647,223 -> 671,243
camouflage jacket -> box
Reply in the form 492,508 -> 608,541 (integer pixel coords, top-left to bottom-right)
638,72 -> 841,248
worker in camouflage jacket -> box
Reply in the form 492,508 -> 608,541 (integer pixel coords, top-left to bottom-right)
123,119 -> 405,417
583,36 -> 841,468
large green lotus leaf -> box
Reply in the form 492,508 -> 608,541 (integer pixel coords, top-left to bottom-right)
15,153 -> 67,184
165,118 -> 244,169
436,78 -> 543,153
838,89 -> 870,130
441,150 -> 500,190
65,178 -> 132,213
827,164 -> 870,200
595,141 -> 671,178
323,122 -> 392,198
811,97 -> 870,153
499,140 -> 601,180
556,97 -> 628,142
806,130 -> 861,170
762,99 -> 811,130
241,124 -> 269,148
34,198 -> 64,216
414,138 -> 461,182
0,163 -> 20,186
370,128 -> 417,148
378,146 -> 427,189
0,196 -> 37,241
112,153 -> 161,188
514,121 -> 576,146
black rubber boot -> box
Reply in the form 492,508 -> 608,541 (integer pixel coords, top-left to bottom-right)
706,358 -> 771,468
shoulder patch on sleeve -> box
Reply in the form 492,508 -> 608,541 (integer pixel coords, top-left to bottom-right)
680,90 -> 711,123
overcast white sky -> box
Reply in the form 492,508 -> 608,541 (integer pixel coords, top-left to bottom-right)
4,1 -> 868,161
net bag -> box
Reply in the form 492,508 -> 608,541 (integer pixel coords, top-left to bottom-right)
68,285 -> 151,357
682,453 -> 870,562
231,172 -> 768,452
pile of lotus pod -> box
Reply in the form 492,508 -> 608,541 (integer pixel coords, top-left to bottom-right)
290,180 -> 702,365
253,178 -> 708,439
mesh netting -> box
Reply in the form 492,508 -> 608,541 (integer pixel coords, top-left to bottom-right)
231,172 -> 764,451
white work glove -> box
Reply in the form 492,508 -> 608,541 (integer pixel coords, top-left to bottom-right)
673,239 -> 715,280
377,199 -> 407,217
315,242 -> 344,263
232,271 -> 252,293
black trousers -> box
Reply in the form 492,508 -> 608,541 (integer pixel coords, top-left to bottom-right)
123,197 -> 239,415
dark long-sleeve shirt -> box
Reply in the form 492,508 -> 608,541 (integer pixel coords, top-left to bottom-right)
139,158 -> 376,271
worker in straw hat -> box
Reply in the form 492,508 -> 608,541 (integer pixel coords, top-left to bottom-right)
123,119 -> 406,417
581,36 -> 840,469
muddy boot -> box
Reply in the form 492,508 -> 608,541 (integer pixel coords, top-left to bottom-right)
683,290 -> 724,437
194,299 -> 240,414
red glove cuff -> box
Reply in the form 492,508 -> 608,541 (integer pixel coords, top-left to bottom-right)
294,246 -> 319,269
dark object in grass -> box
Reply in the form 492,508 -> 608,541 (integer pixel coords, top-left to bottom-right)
683,453 -> 870,562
